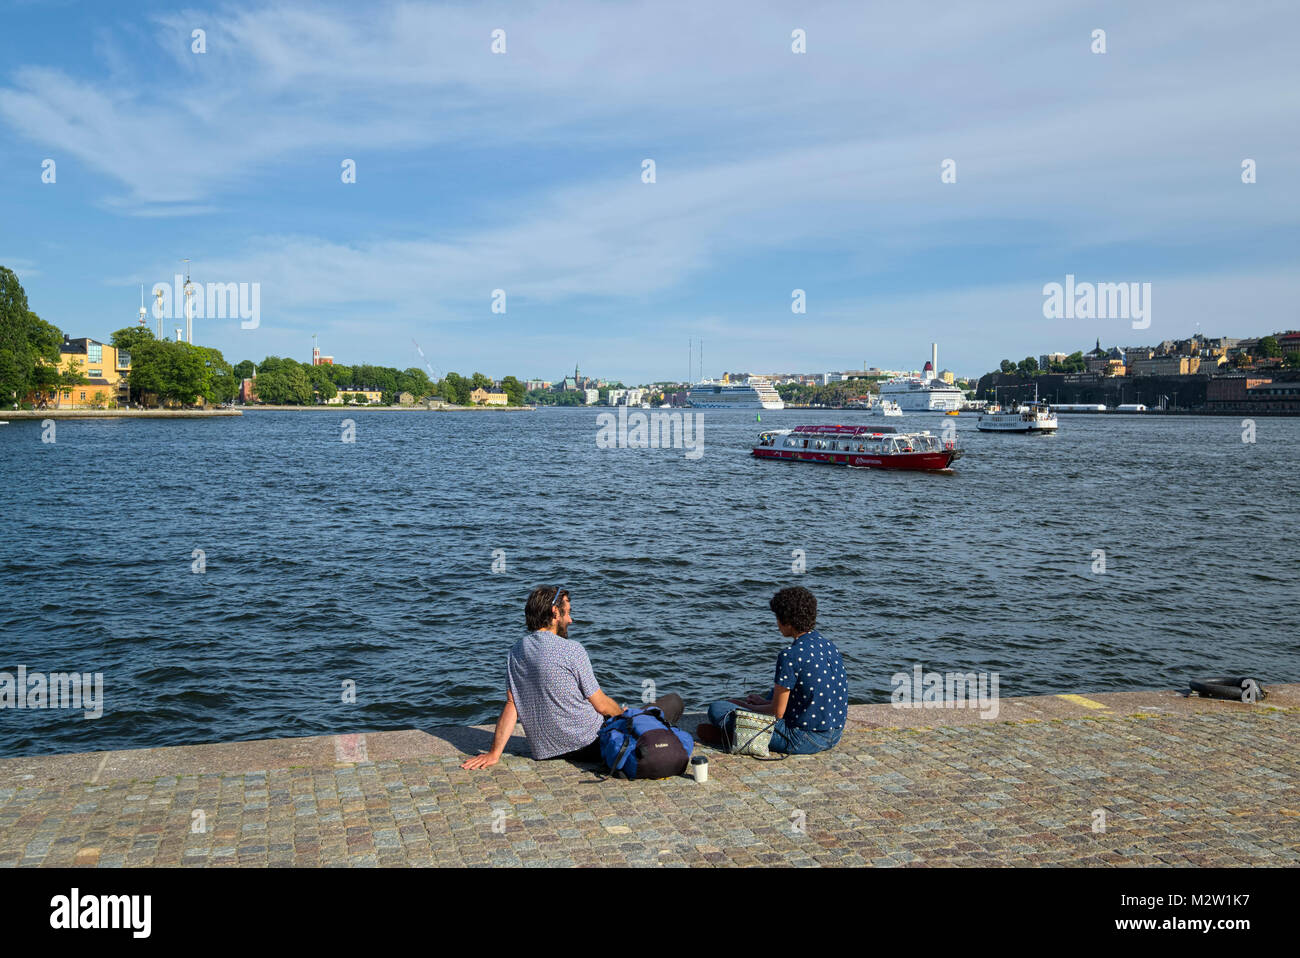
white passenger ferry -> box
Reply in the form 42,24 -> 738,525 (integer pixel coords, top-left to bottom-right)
688,376 -> 784,409
976,401 -> 1059,433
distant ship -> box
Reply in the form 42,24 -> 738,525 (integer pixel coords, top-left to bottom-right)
878,343 -> 964,412
688,376 -> 784,409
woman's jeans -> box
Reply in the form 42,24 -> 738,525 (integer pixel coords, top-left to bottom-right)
706,700 -> 842,755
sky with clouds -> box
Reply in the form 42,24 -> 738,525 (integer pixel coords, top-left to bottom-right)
0,0 -> 1296,383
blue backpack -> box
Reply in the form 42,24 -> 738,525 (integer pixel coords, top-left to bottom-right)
598,706 -> 694,779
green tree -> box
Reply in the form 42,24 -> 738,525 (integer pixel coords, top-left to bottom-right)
441,372 -> 471,405
0,267 -> 65,406
127,339 -> 208,406
1259,335 -> 1281,358
500,375 -> 525,405
999,359 -> 1015,374
252,369 -> 290,404
470,372 -> 492,392
197,346 -> 236,404
232,359 -> 255,381
1285,351 -> 1300,369
1017,356 -> 1039,377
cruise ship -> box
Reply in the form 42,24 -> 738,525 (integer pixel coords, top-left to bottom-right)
878,343 -> 965,412
687,376 -> 784,409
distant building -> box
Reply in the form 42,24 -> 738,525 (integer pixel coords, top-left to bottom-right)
1039,352 -> 1068,369
526,379 -> 551,392
29,336 -> 132,408
397,391 -> 416,404
326,388 -> 383,404
470,387 -> 508,405
607,389 -> 626,405
583,388 -> 599,404
240,377 -> 258,403
1130,356 -> 1200,377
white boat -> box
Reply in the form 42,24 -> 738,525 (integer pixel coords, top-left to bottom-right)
977,401 -> 1058,433
873,400 -> 902,417
688,376 -> 784,409
878,343 -> 965,411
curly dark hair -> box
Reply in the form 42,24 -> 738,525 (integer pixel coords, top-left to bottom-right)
525,585 -> 568,632
769,586 -> 817,633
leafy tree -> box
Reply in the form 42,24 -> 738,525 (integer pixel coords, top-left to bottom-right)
396,367 -> 433,399
127,339 -> 208,406
1259,335 -> 1281,358
0,267 -> 65,406
470,372 -> 492,392
500,375 -> 525,405
232,359 -> 255,381
999,359 -> 1015,374
110,326 -> 156,354
1017,356 -> 1039,377
441,372 -> 471,405
1285,351 -> 1300,369
196,346 -> 236,404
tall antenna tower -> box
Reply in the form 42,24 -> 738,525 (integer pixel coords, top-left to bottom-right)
138,285 -> 147,326
182,258 -> 194,344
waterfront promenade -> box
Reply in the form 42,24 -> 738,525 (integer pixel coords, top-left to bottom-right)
1,685 -> 1295,867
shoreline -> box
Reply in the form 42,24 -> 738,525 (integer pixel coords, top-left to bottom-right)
1,408 -> 242,419
239,404 -> 535,412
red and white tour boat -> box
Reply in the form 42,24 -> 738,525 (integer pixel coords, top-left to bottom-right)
753,424 -> 962,471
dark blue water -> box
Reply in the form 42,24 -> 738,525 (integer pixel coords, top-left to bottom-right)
1,408 -> 1296,757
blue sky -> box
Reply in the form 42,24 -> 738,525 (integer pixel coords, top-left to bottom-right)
0,0 -> 1296,383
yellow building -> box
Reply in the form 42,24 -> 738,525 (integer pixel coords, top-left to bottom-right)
470,387 -> 508,405
32,337 -> 131,408
326,388 -> 384,404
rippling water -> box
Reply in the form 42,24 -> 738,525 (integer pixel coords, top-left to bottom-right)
1,408 -> 1297,757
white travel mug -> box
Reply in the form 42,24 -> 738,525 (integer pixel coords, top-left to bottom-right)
691,755 -> 708,783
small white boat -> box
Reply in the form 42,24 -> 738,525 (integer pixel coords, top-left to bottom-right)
977,401 -> 1058,433
873,400 -> 902,417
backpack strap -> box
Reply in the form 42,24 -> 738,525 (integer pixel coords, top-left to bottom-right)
609,711 -> 638,777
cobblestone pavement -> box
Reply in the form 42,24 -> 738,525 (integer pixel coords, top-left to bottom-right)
1,695 -> 1297,867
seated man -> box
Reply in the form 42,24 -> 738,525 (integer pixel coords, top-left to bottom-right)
461,585 -> 683,769
698,586 -> 847,755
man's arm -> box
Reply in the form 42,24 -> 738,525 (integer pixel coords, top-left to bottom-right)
461,690 -> 518,770
745,685 -> 791,718
587,689 -> 623,718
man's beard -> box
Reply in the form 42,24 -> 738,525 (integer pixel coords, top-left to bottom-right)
555,620 -> 569,639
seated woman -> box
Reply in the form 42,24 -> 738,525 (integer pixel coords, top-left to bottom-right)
698,586 -> 848,755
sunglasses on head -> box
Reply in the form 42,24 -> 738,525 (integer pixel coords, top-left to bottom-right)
551,586 -> 566,609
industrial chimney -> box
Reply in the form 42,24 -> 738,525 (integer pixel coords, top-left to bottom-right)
931,343 -> 938,381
